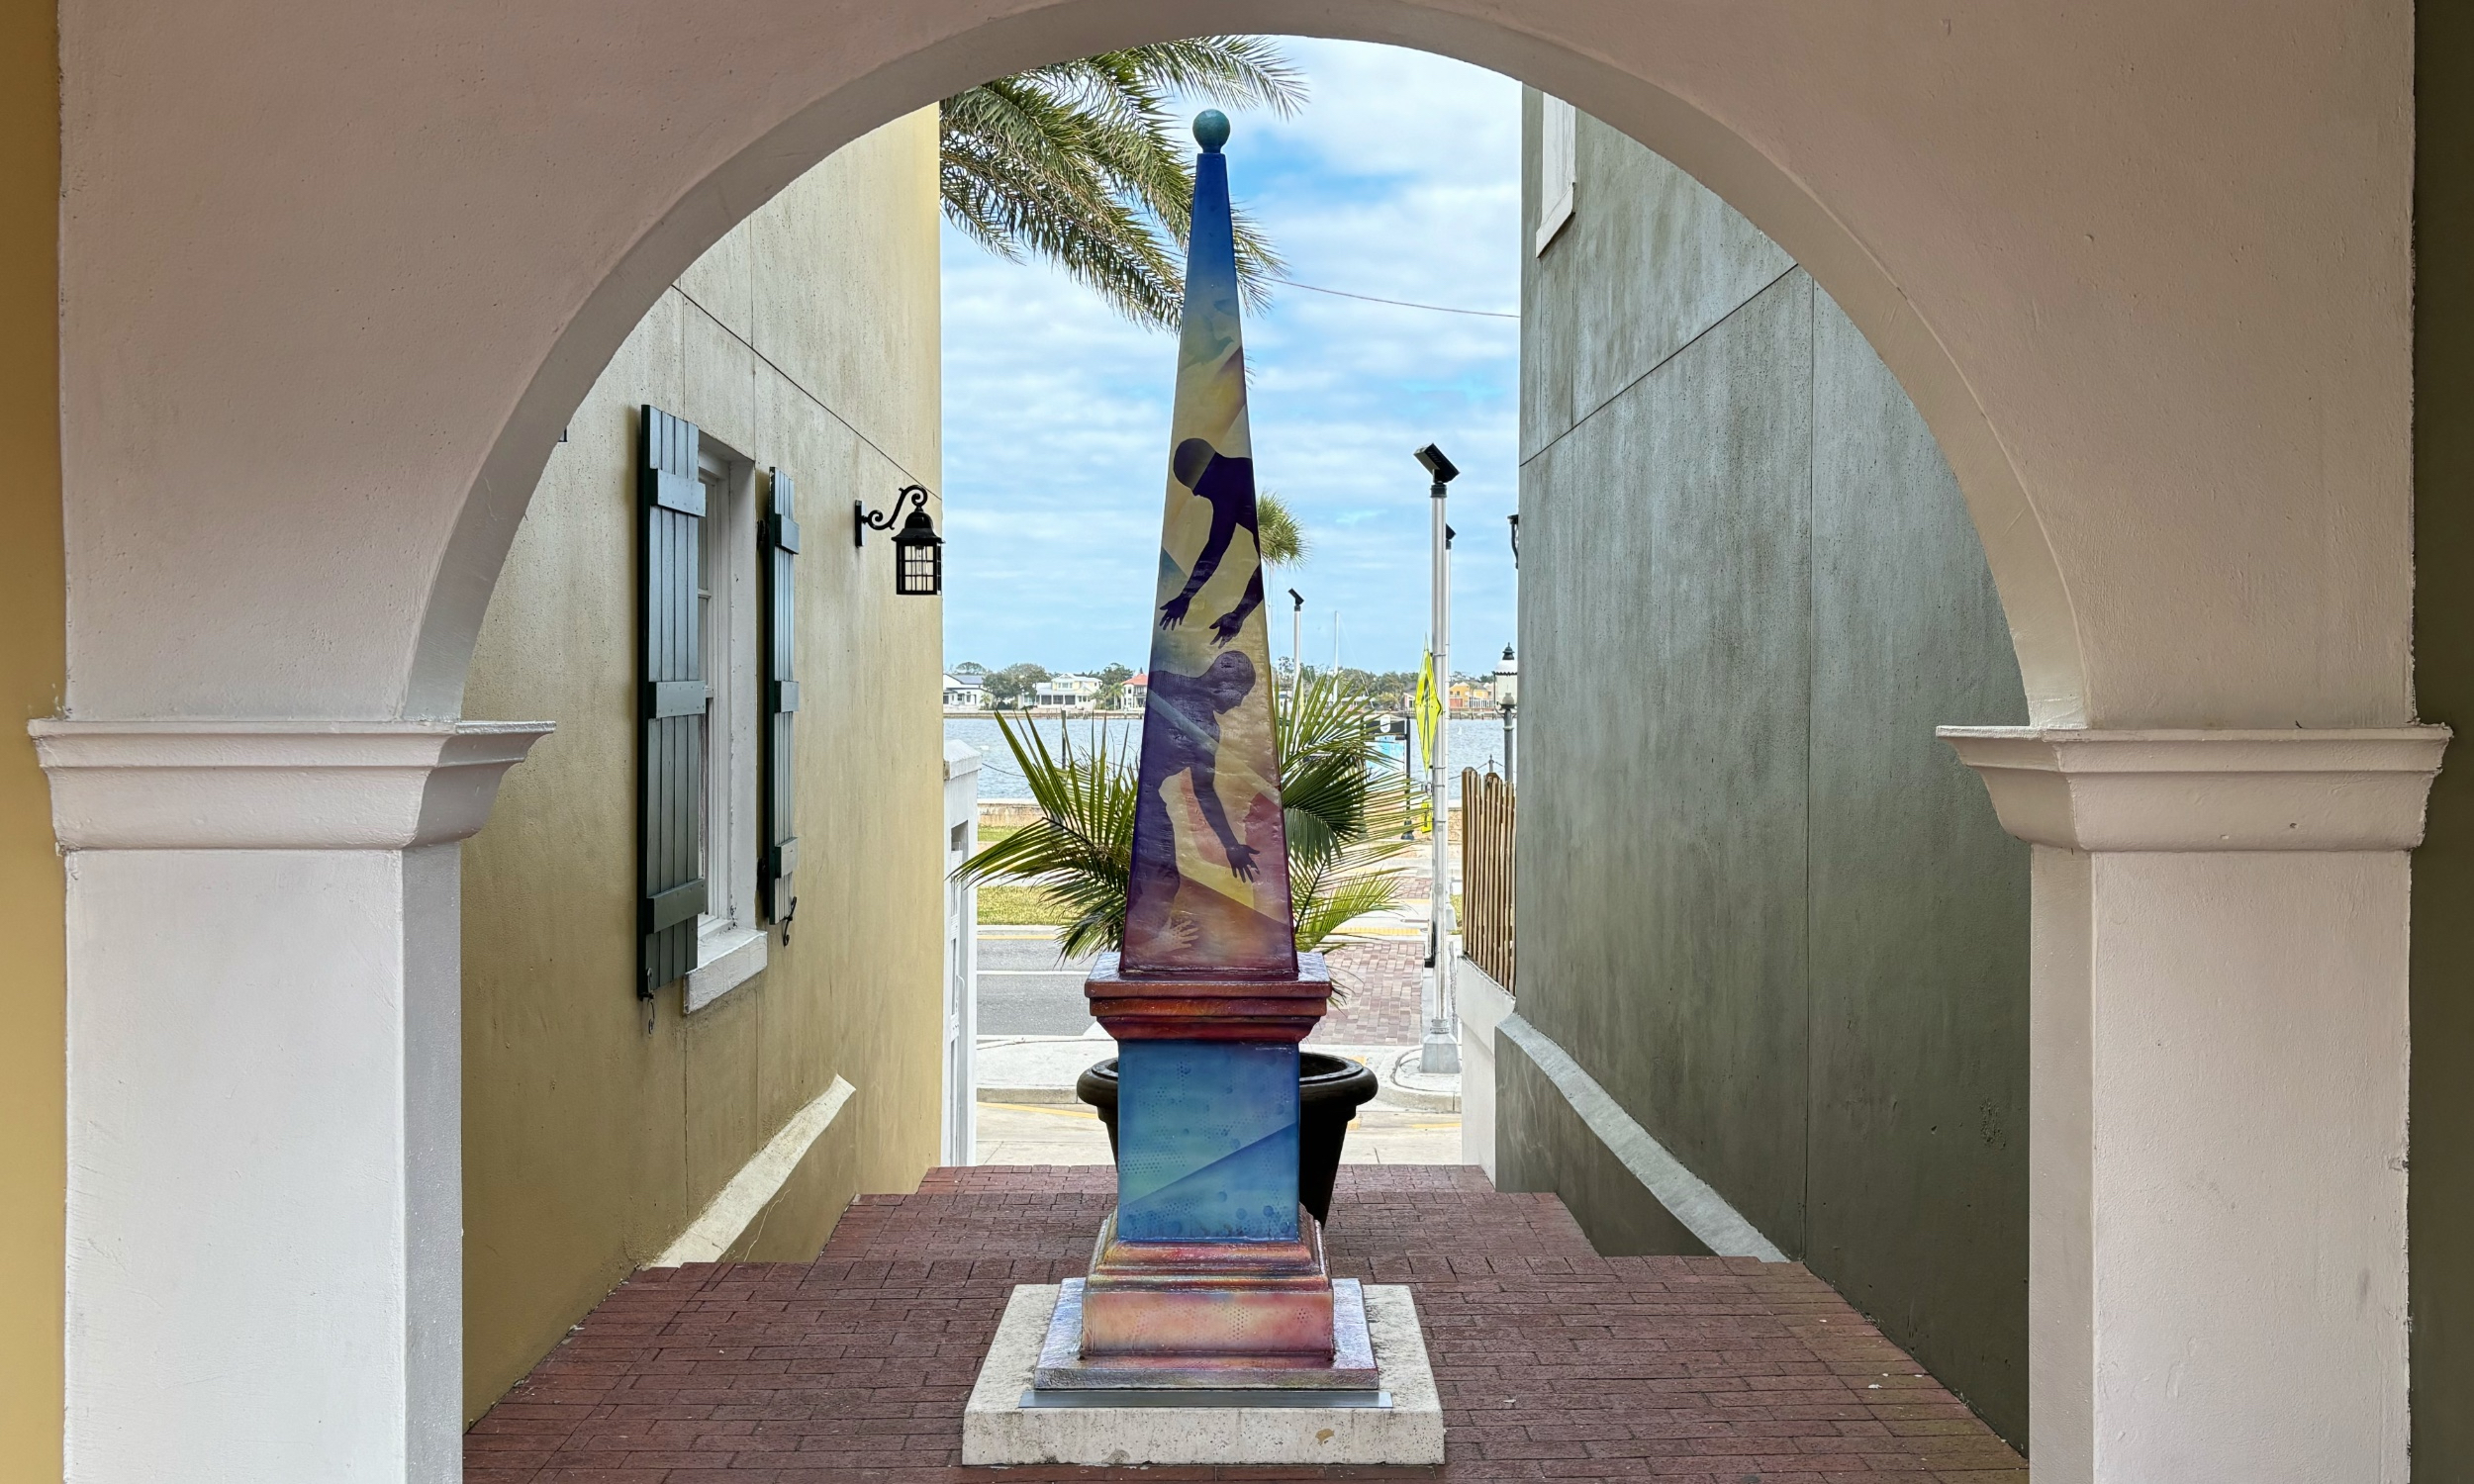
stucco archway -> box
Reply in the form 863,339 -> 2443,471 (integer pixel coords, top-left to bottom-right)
58,1 -> 2415,734
45,5 -> 2435,1482
407,5 -> 2104,726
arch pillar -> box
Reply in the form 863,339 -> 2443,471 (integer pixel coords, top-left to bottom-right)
1947,726 -> 2447,1481
31,720 -> 549,1483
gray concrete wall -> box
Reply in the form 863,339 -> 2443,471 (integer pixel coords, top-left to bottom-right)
1505,89 -> 2032,1444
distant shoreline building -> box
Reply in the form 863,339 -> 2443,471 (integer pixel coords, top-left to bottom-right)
1031,673 -> 1102,711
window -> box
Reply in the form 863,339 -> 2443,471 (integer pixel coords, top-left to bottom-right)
688,439 -> 768,1010
1536,94 -> 1577,255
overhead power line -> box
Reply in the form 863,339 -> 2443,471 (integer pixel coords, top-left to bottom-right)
1271,277 -> 1520,320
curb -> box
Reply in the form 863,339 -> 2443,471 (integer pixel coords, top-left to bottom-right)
1377,1047 -> 1463,1113
976,1085 -> 1091,1107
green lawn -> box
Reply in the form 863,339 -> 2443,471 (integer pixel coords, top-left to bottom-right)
976,882 -> 1060,926
961,824 -> 1061,925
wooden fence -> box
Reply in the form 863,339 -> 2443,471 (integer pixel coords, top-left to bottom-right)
1460,767 -> 1515,991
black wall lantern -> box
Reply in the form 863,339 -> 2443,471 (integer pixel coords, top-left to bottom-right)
855,484 -> 943,596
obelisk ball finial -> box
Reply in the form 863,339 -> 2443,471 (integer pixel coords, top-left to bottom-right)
1193,109 -> 1230,152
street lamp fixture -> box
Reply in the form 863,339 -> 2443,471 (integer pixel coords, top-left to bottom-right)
1494,644 -> 1519,783
854,484 -> 943,596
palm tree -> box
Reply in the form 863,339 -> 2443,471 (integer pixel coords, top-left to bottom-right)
953,671 -> 1410,958
1255,488 -> 1308,568
941,40 -> 1308,329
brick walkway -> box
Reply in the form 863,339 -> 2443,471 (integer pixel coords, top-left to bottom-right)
468,1167 -> 2025,1481
1312,939 -> 1427,1045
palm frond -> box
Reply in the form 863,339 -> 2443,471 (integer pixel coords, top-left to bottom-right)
941,38 -> 1304,327
958,667 -> 1411,960
1292,869 -> 1409,954
953,714 -> 1137,957
1274,671 -> 1416,950
1255,489 -> 1307,567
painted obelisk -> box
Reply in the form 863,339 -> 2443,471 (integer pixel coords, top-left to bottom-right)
1053,110 -> 1361,1388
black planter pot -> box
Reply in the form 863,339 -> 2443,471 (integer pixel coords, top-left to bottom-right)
1074,1052 -> 1383,1227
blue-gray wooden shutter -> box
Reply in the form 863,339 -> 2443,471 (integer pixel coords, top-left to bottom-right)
639,404 -> 707,996
759,467 -> 800,926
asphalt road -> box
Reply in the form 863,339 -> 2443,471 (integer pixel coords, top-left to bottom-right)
976,933 -> 1100,1036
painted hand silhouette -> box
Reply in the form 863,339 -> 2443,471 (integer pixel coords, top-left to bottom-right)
1158,437 -> 1262,636
1222,841 -> 1259,881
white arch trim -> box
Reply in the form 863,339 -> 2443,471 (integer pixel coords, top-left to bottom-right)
406,1 -> 2098,724
60,1 -> 2411,731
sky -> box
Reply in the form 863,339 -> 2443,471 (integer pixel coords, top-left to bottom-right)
939,40 -> 1521,681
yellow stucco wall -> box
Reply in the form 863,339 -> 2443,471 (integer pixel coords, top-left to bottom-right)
459,108 -> 944,1422
0,4 -> 62,1479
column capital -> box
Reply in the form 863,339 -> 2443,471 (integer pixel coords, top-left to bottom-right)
29,718 -> 553,850
1939,725 -> 2449,851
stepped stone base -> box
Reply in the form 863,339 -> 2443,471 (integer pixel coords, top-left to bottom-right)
964,1282 -> 1443,1466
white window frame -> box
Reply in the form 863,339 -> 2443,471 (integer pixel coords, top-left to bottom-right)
1536,94 -> 1577,255
688,438 -> 768,1011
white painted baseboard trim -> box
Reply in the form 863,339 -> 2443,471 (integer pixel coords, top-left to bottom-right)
1497,1014 -> 1785,1262
653,1075 -> 855,1265
1454,958 -> 1513,1054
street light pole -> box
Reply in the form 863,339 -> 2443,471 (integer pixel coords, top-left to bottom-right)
1495,644 -> 1519,785
1288,588 -> 1304,688
1414,444 -> 1461,1074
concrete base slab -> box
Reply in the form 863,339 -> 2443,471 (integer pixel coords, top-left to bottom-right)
963,1283 -> 1444,1465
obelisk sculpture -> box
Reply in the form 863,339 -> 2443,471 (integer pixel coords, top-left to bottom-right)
1036,109 -> 1372,1393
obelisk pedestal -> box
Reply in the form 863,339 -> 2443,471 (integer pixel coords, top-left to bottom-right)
1031,952 -> 1377,1389
964,108 -> 1440,1464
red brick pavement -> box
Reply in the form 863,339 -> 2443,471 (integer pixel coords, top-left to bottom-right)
467,1166 -> 2025,1481
1312,939 -> 1427,1046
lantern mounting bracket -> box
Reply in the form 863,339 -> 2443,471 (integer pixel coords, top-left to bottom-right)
855,484 -> 930,546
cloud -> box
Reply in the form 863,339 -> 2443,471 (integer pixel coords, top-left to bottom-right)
942,40 -> 1520,676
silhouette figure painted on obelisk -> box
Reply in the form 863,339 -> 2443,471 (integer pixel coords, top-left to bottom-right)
1157,437 -> 1268,648
1125,649 -> 1262,956
1118,108 -> 1294,978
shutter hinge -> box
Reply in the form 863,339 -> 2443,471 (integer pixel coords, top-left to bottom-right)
646,679 -> 707,718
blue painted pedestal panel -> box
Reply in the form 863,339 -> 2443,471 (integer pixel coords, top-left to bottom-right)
1116,1040 -> 1300,1242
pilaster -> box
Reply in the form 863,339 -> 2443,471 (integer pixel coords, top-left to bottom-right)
1945,726 -> 2444,1483
33,719 -> 549,1484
